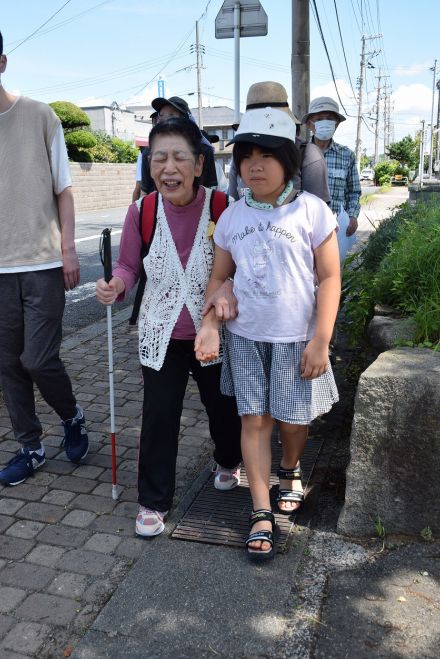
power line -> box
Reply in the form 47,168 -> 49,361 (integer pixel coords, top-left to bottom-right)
7,0 -> 73,54
6,1 -> 114,48
349,0 -> 362,33
198,0 -> 214,21
22,51 -> 192,96
310,0 -> 350,115
333,0 -> 357,98
205,47 -> 290,73
131,25 -> 195,96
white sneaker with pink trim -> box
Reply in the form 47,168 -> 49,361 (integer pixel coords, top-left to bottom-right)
135,506 -> 168,537
213,465 -> 241,491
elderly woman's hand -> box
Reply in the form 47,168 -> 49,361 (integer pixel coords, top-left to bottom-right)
194,325 -> 220,362
202,278 -> 238,321
96,276 -> 125,305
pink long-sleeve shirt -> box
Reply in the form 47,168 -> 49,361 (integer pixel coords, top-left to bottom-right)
113,186 -> 207,340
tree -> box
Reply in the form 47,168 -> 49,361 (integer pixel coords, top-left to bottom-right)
89,131 -> 138,163
110,137 -> 138,163
374,160 -> 398,186
360,154 -> 372,169
387,135 -> 419,169
50,101 -> 97,162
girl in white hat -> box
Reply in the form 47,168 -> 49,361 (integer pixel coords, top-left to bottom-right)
195,108 -> 340,561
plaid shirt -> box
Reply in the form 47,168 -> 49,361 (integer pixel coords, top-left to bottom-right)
314,139 -> 361,218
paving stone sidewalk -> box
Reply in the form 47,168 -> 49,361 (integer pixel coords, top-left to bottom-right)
0,309 -> 215,658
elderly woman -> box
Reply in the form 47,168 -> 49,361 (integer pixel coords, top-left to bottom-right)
141,96 -> 218,195
96,118 -> 241,537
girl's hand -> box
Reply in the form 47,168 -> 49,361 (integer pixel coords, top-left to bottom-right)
96,277 -> 125,305
300,337 -> 329,379
194,326 -> 220,362
202,278 -> 238,321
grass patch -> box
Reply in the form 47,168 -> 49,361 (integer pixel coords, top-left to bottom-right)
343,199 -> 440,347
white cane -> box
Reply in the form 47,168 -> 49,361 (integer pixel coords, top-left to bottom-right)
100,228 -> 119,500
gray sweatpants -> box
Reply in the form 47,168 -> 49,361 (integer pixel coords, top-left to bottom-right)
0,268 -> 77,450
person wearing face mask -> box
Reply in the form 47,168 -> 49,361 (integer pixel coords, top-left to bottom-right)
302,97 -> 361,238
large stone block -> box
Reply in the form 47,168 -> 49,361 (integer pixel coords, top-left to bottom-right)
367,316 -> 418,351
338,348 -> 440,537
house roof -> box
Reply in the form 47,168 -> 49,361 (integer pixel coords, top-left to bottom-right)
190,106 -> 240,127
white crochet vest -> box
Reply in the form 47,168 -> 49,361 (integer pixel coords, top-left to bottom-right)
138,187 -> 221,370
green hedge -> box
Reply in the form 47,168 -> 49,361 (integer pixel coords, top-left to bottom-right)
343,200 -> 440,348
89,131 -> 138,163
65,130 -> 97,149
50,101 -> 91,130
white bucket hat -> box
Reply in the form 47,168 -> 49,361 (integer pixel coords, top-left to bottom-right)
227,107 -> 297,148
301,97 -> 346,124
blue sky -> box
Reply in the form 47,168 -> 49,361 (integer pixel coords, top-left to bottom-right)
2,0 -> 439,154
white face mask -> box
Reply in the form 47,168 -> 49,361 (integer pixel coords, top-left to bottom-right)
313,119 -> 336,141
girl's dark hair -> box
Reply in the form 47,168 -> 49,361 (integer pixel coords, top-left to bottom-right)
233,140 -> 301,183
148,117 -> 203,157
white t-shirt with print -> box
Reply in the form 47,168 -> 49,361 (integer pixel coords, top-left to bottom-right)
214,191 -> 337,343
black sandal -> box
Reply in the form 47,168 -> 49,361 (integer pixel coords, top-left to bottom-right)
276,465 -> 304,515
245,509 -> 278,562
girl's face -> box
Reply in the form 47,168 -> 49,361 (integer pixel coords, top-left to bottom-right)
149,134 -> 203,206
239,146 -> 286,206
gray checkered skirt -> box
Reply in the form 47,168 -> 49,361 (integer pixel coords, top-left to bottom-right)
220,329 -> 339,424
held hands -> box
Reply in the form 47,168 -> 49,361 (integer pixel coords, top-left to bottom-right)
300,337 -> 330,380
202,278 -> 238,321
194,326 -> 220,362
96,276 -> 125,305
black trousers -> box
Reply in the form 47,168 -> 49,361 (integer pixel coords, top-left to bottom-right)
0,269 -> 77,449
138,339 -> 242,511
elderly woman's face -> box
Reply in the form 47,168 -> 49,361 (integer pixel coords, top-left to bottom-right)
149,134 -> 203,206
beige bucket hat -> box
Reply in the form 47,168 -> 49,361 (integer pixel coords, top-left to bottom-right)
301,96 -> 346,124
232,81 -> 300,129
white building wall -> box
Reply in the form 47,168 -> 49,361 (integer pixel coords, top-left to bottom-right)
82,106 -> 151,143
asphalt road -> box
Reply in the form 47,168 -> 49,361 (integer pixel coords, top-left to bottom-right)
64,205 -> 135,336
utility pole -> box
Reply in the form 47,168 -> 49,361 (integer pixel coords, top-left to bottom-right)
233,2 -> 241,125
374,70 -> 381,165
355,36 -> 366,168
418,119 -> 425,188
428,59 -> 437,178
436,79 -> 440,171
355,34 -> 381,169
382,80 -> 392,158
382,82 -> 388,158
192,21 -> 204,129
291,0 -> 309,140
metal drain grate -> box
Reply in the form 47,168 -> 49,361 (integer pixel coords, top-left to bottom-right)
171,435 -> 324,552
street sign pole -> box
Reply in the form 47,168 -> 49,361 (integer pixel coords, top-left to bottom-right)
234,2 -> 240,125
215,0 -> 268,127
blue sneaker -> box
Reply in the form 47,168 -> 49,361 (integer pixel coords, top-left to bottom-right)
61,405 -> 89,464
0,447 -> 46,486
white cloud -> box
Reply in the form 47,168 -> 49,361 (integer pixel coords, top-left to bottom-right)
310,79 -> 357,115
124,87 -> 157,107
394,62 -> 432,78
77,95 -> 112,107
307,79 -> 435,153
392,83 -> 432,115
